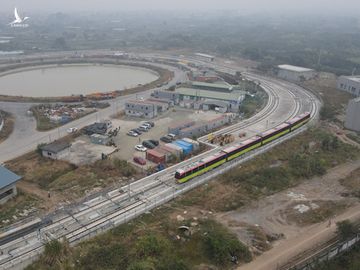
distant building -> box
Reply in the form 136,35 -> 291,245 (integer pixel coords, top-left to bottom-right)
175,87 -> 245,113
0,166 -> 22,204
194,53 -> 215,62
277,64 -> 316,82
337,76 -> 360,97
40,141 -> 71,160
151,90 -> 180,105
125,98 -> 170,119
345,97 -> 360,132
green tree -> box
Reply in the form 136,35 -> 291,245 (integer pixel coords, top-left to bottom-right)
337,220 -> 358,240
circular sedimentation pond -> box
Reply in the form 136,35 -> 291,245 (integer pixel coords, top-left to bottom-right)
0,64 -> 159,97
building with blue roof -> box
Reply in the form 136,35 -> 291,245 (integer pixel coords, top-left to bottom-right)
0,166 -> 22,204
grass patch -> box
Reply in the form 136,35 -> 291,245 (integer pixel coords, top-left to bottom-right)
0,189 -> 42,229
302,74 -> 353,121
340,167 -> 360,198
6,152 -> 76,190
239,84 -> 268,119
5,151 -> 137,198
0,110 -> 14,143
27,206 -> 250,270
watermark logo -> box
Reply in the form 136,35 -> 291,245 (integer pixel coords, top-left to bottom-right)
8,8 -> 30,28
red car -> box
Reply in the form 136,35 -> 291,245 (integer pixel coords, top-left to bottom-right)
133,156 -> 146,165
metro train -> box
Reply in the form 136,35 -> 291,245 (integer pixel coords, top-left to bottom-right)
175,112 -> 311,183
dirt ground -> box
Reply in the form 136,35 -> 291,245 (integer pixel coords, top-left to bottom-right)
213,159 -> 360,270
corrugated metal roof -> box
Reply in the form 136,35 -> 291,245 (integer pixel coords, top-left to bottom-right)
40,141 -> 71,154
175,87 -> 245,102
278,64 -> 314,72
192,81 -> 232,90
0,166 -> 21,190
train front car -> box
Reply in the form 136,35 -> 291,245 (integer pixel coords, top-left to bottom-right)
175,151 -> 227,184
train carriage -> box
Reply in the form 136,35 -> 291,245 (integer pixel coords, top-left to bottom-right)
286,112 -> 311,131
260,123 -> 291,145
222,136 -> 262,161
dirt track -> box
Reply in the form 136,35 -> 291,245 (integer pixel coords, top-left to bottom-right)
215,160 -> 360,270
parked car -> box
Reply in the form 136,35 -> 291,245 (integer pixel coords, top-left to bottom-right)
133,156 -> 146,165
131,128 -> 142,135
135,145 -> 147,152
142,140 -> 156,149
67,127 -> 78,134
127,130 -> 139,137
139,125 -> 150,132
167,133 -> 176,140
149,139 -> 159,146
160,136 -> 172,143
141,123 -> 152,129
144,121 -> 155,127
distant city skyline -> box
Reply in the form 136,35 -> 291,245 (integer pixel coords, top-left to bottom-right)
1,0 -> 359,14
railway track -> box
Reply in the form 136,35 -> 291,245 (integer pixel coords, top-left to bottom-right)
0,59 -> 320,270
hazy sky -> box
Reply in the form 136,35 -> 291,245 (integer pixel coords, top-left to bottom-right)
2,0 -> 359,14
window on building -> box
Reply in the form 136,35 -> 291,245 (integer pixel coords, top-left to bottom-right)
0,188 -> 14,200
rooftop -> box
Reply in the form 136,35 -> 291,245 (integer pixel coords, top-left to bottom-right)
0,166 -> 22,190
341,76 -> 360,83
195,53 -> 215,58
175,87 -> 245,102
278,64 -> 314,72
192,81 -> 233,91
40,141 -> 71,154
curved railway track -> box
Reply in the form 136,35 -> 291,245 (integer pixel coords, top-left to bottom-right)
0,59 -> 320,270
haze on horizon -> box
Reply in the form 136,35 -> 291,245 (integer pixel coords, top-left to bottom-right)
2,0 -> 360,15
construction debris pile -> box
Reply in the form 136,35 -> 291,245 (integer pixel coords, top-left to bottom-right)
33,103 -> 95,125
209,134 -> 235,146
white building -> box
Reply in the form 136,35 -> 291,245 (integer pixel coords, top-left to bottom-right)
277,65 -> 316,82
345,97 -> 360,132
194,53 -> 215,62
337,76 -> 360,97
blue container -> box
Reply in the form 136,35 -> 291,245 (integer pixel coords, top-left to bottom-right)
173,141 -> 192,155
178,140 -> 194,151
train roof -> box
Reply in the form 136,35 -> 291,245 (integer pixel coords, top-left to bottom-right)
175,151 -> 226,175
260,123 -> 289,137
222,136 -> 261,154
286,112 -> 310,124
202,151 -> 226,164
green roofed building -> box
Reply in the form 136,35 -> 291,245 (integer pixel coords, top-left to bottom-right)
175,86 -> 245,113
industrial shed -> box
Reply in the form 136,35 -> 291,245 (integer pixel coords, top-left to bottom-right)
40,141 -> 71,160
277,65 -> 316,82
0,166 -> 22,204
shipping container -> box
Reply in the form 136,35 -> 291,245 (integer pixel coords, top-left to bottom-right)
182,138 -> 200,151
173,141 -> 192,155
146,149 -> 166,164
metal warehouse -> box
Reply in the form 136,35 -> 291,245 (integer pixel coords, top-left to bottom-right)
0,166 -> 22,204
337,76 -> 360,97
277,64 -> 316,82
175,87 -> 245,113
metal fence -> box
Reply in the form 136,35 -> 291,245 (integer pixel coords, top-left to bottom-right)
288,234 -> 360,270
